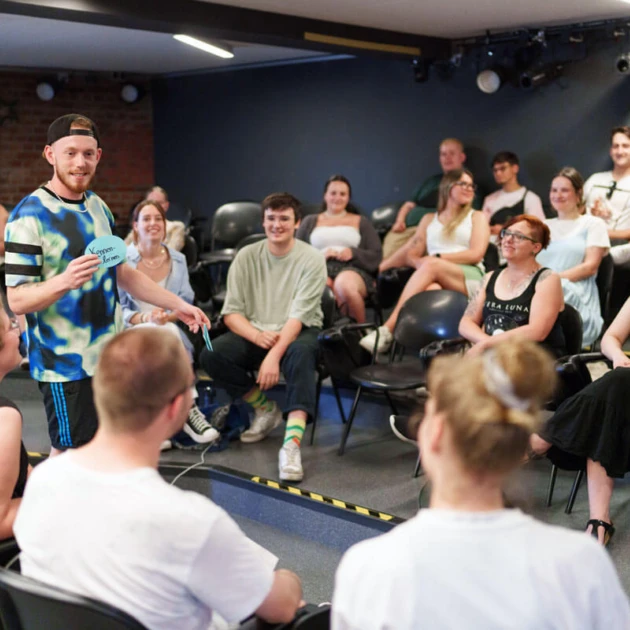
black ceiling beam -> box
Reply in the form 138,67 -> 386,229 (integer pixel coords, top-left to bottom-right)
0,0 -> 451,60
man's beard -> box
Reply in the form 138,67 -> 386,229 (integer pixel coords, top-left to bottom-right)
55,168 -> 94,195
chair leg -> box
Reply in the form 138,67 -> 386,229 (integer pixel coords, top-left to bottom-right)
546,464 -> 558,507
338,386 -> 362,456
310,373 -> 323,446
565,469 -> 584,515
413,456 -> 422,478
384,390 -> 399,416
331,378 -> 347,424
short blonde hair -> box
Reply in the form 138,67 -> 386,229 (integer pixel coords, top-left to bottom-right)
440,137 -> 464,152
93,328 -> 191,432
425,339 -> 556,475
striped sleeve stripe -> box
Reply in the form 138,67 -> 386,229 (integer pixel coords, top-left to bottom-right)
4,264 -> 42,276
5,242 -> 43,255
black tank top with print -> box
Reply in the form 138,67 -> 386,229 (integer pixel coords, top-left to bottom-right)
482,268 -> 566,357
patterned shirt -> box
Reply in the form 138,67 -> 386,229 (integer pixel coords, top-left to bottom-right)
5,187 -> 123,382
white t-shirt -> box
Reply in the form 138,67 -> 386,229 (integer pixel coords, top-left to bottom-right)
482,187 -> 545,221
584,171 -> 630,231
543,214 -> 610,250
14,455 -> 278,630
332,509 -> 630,630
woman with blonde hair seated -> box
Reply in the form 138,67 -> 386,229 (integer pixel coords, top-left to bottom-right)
332,339 -> 630,629
361,169 -> 489,353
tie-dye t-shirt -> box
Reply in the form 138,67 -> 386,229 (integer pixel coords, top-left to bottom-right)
4,187 -> 123,382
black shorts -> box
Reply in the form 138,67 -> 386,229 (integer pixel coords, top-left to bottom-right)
38,378 -> 99,450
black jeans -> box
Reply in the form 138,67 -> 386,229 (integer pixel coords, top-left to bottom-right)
200,328 -> 320,421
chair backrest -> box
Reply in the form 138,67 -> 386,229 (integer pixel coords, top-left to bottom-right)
0,568 -> 148,630
596,253 -> 614,326
557,304 -> 583,355
483,242 -> 500,272
300,203 -> 322,217
210,202 -> 262,249
370,202 -> 403,237
321,286 -> 338,329
394,290 -> 469,352
181,234 -> 198,267
236,233 -> 267,251
293,605 -> 331,629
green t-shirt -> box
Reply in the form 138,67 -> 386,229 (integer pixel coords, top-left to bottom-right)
222,239 -> 327,331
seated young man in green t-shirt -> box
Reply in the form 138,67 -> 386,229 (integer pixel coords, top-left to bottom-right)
200,193 -> 327,483
382,138 -> 482,259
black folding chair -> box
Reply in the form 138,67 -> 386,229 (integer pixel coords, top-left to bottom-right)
336,290 -> 468,455
0,567 -> 148,630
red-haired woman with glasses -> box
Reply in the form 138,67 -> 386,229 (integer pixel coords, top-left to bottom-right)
459,214 -> 566,357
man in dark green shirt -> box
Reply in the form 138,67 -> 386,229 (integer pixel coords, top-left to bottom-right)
382,138 -> 482,258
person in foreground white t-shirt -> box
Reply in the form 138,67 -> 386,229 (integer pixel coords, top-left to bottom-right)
15,327 -> 303,630
332,339 -> 630,630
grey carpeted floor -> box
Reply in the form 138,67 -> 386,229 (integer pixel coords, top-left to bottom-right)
5,372 -> 630,599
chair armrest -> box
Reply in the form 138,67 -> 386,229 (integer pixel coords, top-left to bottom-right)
418,337 -> 468,363
198,249 -> 237,265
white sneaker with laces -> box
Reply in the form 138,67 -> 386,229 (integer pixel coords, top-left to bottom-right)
160,439 -> 173,452
183,405 -> 221,444
240,401 -> 282,443
359,325 -> 393,354
279,441 -> 303,482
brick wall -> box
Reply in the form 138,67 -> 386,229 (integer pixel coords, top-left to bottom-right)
0,72 -> 153,223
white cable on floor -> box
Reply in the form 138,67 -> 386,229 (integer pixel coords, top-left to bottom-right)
169,442 -> 214,487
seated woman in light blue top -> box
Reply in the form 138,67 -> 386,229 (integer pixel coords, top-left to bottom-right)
119,200 -> 218,447
536,167 -> 610,347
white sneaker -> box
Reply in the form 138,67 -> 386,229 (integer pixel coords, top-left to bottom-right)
279,441 -> 303,482
160,439 -> 173,451
183,405 -> 221,444
359,325 -> 393,354
389,415 -> 417,445
240,401 -> 282,443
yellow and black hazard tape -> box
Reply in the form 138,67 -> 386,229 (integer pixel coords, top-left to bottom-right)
250,475 -> 404,524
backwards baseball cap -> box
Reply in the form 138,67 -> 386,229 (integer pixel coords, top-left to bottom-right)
46,114 -> 101,147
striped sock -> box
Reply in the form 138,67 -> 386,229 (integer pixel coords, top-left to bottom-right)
243,387 -> 274,413
283,413 -> 306,447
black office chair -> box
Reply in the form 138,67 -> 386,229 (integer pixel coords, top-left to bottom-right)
181,234 -> 198,268
300,203 -> 322,217
596,253 -> 614,331
199,201 -> 262,263
0,568 -> 148,630
239,604 -> 330,629
370,202 -> 403,238
336,290 -> 468,455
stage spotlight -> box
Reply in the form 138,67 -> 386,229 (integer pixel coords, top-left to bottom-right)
519,64 -> 562,90
616,54 -> 630,74
120,84 -> 145,104
476,69 -> 502,94
36,81 -> 56,102
412,58 -> 430,83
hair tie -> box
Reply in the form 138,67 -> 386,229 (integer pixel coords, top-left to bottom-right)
482,350 -> 530,412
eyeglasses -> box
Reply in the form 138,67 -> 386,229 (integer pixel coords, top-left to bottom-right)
607,181 -> 618,200
452,181 -> 477,191
500,229 -> 538,244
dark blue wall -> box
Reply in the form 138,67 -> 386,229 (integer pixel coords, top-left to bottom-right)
153,44 -> 630,217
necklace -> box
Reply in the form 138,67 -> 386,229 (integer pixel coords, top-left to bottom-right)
47,181 -> 87,212
139,247 -> 167,269
324,209 -> 347,218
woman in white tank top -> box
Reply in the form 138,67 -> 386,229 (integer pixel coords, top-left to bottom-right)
361,169 -> 490,354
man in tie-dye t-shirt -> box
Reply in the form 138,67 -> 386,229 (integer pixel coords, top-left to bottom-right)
5,114 -> 209,454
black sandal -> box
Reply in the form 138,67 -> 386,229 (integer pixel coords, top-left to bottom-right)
586,519 -> 615,547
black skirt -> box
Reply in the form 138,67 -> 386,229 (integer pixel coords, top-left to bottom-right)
541,367 -> 630,478
326,260 -> 376,296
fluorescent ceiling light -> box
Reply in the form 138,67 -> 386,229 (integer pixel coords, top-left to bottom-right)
173,34 -> 234,59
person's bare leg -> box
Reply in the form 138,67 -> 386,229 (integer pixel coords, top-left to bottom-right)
334,271 -> 368,323
585,458 -> 614,544
382,259 -> 467,331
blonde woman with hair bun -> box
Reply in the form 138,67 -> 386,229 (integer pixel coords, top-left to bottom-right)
332,339 -> 630,630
